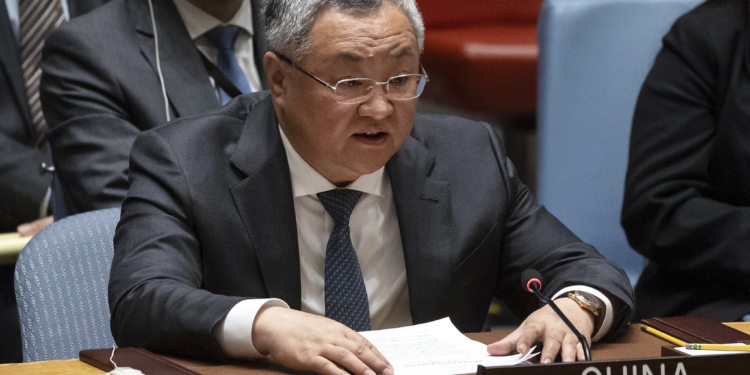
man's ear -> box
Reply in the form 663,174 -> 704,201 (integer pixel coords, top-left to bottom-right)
264,51 -> 288,104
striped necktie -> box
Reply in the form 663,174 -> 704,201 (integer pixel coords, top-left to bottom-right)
19,0 -> 66,147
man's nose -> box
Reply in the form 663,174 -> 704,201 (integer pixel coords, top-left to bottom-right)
358,84 -> 392,120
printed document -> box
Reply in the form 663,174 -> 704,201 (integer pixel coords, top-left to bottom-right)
360,317 -> 538,375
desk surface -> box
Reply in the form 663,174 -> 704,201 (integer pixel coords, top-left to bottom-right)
4,323 -> 730,375
169,324 -> 676,375
0,359 -> 99,374
0,232 -> 30,265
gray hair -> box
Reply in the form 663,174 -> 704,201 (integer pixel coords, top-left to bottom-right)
262,0 -> 424,62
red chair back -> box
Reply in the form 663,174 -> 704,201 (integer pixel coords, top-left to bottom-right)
417,0 -> 544,28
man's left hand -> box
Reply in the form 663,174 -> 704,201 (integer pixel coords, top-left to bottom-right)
486,298 -> 595,363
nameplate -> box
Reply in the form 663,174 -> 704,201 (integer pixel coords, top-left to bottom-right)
477,352 -> 750,375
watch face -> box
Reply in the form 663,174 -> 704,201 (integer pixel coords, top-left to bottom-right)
569,291 -> 600,316
577,295 -> 592,306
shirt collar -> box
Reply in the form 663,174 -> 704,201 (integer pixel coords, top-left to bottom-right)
172,0 -> 254,41
279,125 -> 387,198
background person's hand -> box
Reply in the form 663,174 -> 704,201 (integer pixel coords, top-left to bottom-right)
486,298 -> 595,363
252,306 -> 394,375
17,216 -> 54,237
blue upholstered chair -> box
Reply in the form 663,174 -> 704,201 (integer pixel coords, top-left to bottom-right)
14,208 -> 120,362
536,0 -> 702,284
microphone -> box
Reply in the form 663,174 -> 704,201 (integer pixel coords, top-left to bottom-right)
520,269 -> 592,362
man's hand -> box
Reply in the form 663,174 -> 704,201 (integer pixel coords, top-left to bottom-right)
17,216 -> 54,237
252,306 -> 394,375
487,298 -> 595,363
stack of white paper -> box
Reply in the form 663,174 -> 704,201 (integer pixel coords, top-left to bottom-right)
360,317 -> 538,375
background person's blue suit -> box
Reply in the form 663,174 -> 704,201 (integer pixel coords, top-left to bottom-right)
109,92 -> 635,361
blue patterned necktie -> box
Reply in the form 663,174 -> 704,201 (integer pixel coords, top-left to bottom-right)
203,25 -> 252,104
317,189 -> 371,332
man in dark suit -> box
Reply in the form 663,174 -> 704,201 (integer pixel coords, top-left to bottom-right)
40,0 -> 268,216
623,0 -> 750,322
110,0 -> 634,373
0,0 -> 108,363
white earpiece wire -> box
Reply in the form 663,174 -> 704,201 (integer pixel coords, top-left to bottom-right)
147,0 -> 170,122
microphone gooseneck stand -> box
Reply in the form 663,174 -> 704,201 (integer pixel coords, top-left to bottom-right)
527,282 -> 592,362
521,269 -> 592,362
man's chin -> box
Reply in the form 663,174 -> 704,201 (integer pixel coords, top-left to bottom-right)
345,155 -> 393,177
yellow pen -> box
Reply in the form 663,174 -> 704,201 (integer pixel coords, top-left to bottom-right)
685,343 -> 750,351
640,324 -> 687,346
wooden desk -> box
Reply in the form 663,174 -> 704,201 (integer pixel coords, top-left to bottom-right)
0,232 -> 30,265
0,359 -> 101,374
0,323 -> 705,375
169,324 -> 678,375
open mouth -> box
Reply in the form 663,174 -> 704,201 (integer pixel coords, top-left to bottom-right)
353,131 -> 387,140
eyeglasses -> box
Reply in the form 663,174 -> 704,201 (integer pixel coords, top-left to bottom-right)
275,52 -> 429,104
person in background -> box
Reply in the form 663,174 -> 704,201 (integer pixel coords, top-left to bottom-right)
0,0 -> 109,363
40,0 -> 267,216
109,1 -> 635,373
623,0 -> 750,322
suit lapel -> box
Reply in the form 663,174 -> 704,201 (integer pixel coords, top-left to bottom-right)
0,0 -> 33,130
229,97 -> 301,309
386,128 -> 453,324
129,0 -> 219,119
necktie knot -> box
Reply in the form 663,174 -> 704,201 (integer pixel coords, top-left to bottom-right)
204,25 -> 243,51
202,25 -> 251,103
317,190 -> 363,226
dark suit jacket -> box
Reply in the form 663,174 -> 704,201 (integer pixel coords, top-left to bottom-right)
40,0 -> 268,216
110,92 -> 635,361
0,0 -> 105,230
0,0 -> 108,363
623,0 -> 750,321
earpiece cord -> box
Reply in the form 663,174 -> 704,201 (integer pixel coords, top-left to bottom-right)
147,0 -> 171,123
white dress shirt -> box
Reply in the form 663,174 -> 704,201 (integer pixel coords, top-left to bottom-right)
214,127 -> 614,359
214,126 -> 412,358
172,0 -> 262,94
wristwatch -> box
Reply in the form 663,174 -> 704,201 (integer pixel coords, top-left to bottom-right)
567,291 -> 600,316
567,291 -> 603,333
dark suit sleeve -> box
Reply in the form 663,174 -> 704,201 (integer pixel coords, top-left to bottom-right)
109,130 -> 244,360
621,12 -> 750,282
40,23 -> 140,214
0,21 -> 50,229
0,132 -> 50,230
485,125 -> 634,340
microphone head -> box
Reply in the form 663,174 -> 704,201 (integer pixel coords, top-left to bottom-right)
521,269 -> 543,293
